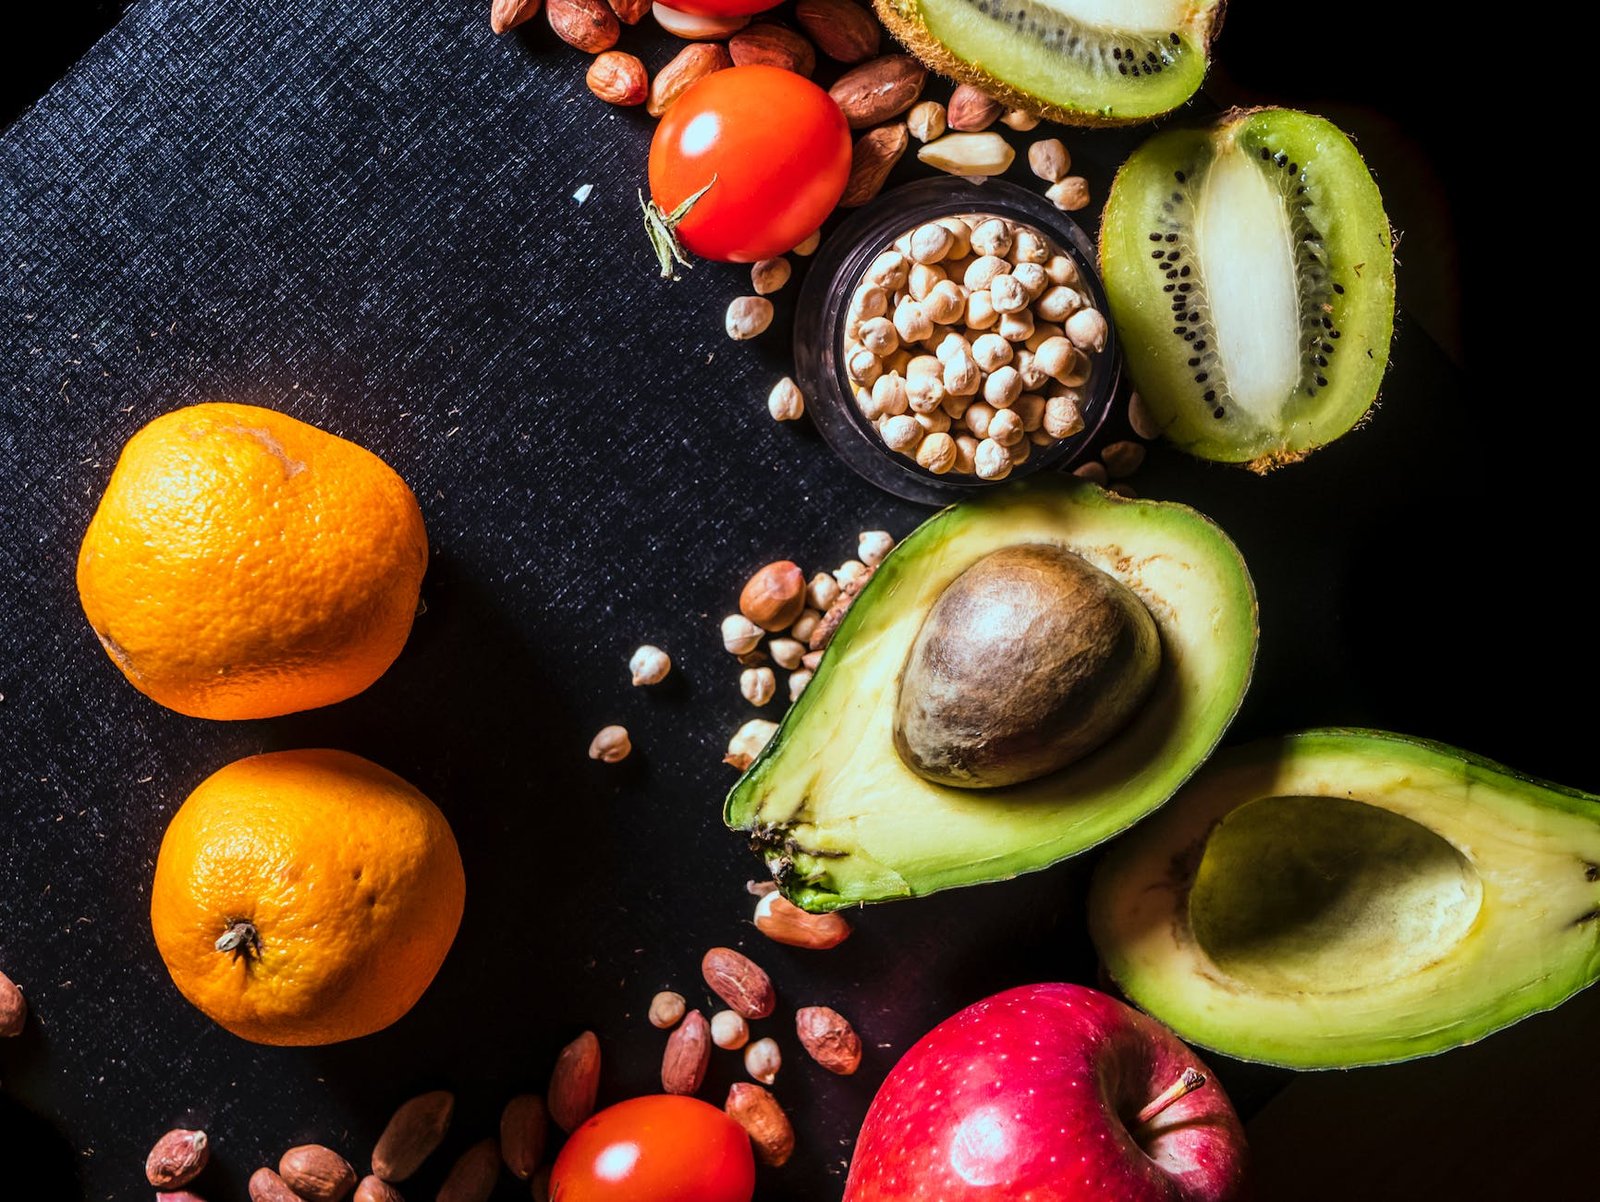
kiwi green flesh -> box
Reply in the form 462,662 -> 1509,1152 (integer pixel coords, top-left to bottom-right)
894,544 -> 1161,789
1100,108 -> 1396,467
1089,730 -> 1600,1067
874,0 -> 1220,126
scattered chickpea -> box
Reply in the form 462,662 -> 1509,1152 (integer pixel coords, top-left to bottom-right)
1101,440 -> 1147,479
792,230 -> 821,256
741,666 -> 776,707
726,719 -> 779,770
726,296 -> 774,340
1027,138 -> 1071,183
751,257 -> 791,295
721,614 -> 764,656
805,572 -> 840,612
629,645 -> 671,686
588,725 -> 631,763
1047,176 -> 1091,212
711,1010 -> 750,1051
1128,391 -> 1163,440
649,991 -> 687,1029
857,531 -> 894,567
834,559 -> 869,590
744,1037 -> 782,1085
789,609 -> 821,644
1001,108 -> 1040,131
906,100 -> 946,143
1074,460 -> 1110,485
788,669 -> 813,702
768,377 -> 806,422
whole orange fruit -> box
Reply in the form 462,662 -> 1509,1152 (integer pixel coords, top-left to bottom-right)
150,749 -> 465,1046
77,402 -> 428,720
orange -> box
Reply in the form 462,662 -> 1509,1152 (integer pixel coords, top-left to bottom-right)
76,402 -> 428,720
150,749 -> 465,1046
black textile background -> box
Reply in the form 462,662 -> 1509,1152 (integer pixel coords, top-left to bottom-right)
0,2 -> 1589,1199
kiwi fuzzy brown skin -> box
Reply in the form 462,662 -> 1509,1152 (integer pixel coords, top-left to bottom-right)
894,544 -> 1162,788
874,0 -> 1227,128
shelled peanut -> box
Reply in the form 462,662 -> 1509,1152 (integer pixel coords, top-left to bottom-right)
843,214 -> 1108,481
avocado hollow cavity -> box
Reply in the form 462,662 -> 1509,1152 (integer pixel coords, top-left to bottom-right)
893,543 -> 1161,788
1188,795 -> 1484,995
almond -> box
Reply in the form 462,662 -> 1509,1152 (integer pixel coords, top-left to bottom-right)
608,0 -> 651,22
437,1138 -> 499,1202
490,0 -> 544,34
947,83 -> 1002,132
586,51 -> 648,106
725,1083 -> 796,1167
354,1178 -> 404,1202
248,1169 -> 302,1202
146,1128 -> 210,1188
547,1030 -> 602,1133
795,0 -> 879,63
662,1009 -> 712,1095
546,0 -> 620,53
754,891 -> 853,949
279,1146 -> 356,1202
730,23 -> 816,75
371,1090 -> 454,1182
829,55 -> 926,129
739,561 -> 806,632
701,947 -> 776,1019
647,42 -> 732,118
840,123 -> 908,209
796,1005 -> 862,1075
499,1093 -> 548,1180
0,968 -> 25,1036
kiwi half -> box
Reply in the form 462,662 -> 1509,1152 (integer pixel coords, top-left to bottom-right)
875,0 -> 1223,127
1100,108 -> 1396,469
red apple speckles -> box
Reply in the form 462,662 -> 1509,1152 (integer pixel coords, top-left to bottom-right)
843,983 -> 1249,1201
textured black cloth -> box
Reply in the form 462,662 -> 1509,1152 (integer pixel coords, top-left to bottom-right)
0,2 -> 1550,1200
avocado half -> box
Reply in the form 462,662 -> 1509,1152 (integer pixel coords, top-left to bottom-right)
1089,730 -> 1600,1068
724,480 -> 1258,910
875,0 -> 1224,127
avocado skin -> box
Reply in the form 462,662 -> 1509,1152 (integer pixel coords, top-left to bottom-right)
894,544 -> 1161,788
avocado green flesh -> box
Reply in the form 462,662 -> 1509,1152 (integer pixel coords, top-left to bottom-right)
879,0 -> 1216,123
1101,109 -> 1396,466
1089,730 -> 1600,1068
724,481 -> 1258,911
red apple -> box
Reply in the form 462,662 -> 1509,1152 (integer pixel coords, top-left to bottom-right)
844,983 -> 1248,1201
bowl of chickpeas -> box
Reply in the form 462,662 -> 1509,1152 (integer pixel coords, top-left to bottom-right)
794,176 -> 1120,504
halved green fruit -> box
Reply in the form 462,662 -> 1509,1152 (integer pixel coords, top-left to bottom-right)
724,480 -> 1258,911
874,0 -> 1223,127
1101,109 -> 1395,470
1089,730 -> 1600,1068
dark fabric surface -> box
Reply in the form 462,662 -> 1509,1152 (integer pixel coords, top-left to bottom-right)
0,2 -> 1587,1200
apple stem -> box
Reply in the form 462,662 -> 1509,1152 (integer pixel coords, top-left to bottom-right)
1134,1067 -> 1207,1128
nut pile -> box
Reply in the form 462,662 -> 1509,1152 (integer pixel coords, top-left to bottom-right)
720,529 -> 896,767
843,214 -> 1108,480
647,941 -> 863,1167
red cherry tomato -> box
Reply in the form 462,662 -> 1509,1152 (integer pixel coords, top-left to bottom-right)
549,1095 -> 756,1202
649,65 -> 851,263
656,0 -> 780,17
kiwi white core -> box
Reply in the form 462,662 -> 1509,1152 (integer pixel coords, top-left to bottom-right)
1194,147 -> 1300,422
1030,0 -> 1191,33
1187,795 -> 1484,995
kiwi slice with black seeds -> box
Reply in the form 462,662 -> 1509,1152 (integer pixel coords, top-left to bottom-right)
1101,108 -> 1396,469
875,0 -> 1224,126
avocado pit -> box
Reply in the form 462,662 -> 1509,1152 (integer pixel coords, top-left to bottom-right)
894,543 -> 1160,788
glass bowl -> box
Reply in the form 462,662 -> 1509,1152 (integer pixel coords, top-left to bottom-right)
794,176 -> 1122,505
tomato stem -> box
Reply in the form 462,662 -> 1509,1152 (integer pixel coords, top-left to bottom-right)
639,175 -> 718,281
